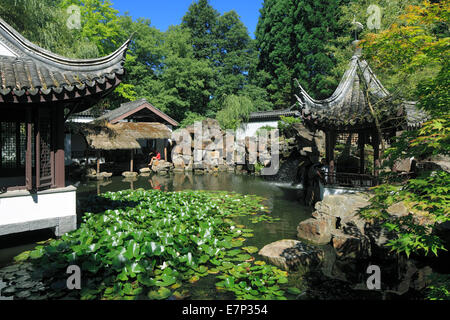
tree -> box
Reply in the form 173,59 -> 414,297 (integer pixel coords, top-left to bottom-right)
181,0 -> 220,61
145,26 -> 215,121
255,0 -> 348,108
216,95 -> 256,130
182,1 -> 272,118
60,0 -> 124,56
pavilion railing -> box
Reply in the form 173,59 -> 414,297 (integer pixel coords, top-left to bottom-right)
323,172 -> 379,188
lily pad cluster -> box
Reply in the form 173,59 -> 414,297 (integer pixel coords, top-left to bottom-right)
8,189 -> 290,300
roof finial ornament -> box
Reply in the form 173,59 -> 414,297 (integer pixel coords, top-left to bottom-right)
351,16 -> 364,40
351,16 -> 364,56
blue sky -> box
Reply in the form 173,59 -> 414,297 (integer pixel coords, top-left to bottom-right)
111,0 -> 263,38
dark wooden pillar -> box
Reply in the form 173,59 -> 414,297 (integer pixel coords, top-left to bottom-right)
358,132 -> 365,174
15,122 -> 21,168
35,108 -> 40,188
372,131 -> 380,177
54,107 -> 65,188
325,131 -> 336,163
26,107 -> 33,190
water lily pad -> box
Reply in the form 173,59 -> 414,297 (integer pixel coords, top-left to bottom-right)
148,287 -> 172,300
287,287 -> 302,295
242,246 -> 258,254
13,251 -> 31,263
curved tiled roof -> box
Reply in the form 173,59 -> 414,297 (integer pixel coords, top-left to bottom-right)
0,18 -> 130,105
295,53 -> 429,131
248,107 -> 301,121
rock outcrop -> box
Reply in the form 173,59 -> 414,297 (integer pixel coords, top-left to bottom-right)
258,239 -> 324,271
151,160 -> 174,175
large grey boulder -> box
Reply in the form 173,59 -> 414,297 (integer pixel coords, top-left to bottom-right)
258,240 -> 324,271
297,194 -> 371,245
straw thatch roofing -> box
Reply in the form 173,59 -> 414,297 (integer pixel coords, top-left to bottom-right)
66,121 -> 172,151
114,122 -> 172,140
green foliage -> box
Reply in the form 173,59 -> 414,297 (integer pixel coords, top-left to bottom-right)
360,171 -> 450,257
182,1 -> 271,117
255,0 -> 348,108
215,260 -> 289,300
256,126 -> 277,137
427,274 -> 450,300
179,112 -> 207,128
60,0 -> 124,56
216,95 -> 255,130
278,116 -> 302,135
20,190 -> 284,300
357,1 -> 450,263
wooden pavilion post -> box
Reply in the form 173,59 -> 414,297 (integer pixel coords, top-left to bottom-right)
54,106 -> 65,188
372,131 -> 380,177
130,149 -> 134,172
26,107 -> 32,191
96,150 -> 101,176
358,132 -> 365,175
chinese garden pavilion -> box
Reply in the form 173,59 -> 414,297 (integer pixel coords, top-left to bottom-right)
0,18 -> 129,236
295,48 -> 427,185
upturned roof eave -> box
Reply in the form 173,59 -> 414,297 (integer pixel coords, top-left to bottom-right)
0,17 -> 131,72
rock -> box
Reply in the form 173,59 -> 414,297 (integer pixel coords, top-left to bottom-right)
151,160 -> 174,173
139,168 -> 151,174
393,158 -> 413,172
259,240 -> 324,271
297,194 -> 371,246
99,172 -> 112,179
172,156 -> 185,169
387,201 -> 410,218
122,171 -> 138,178
297,216 -> 335,245
331,230 -> 371,259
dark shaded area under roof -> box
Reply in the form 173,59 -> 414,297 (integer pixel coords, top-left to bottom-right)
96,98 -> 179,127
0,18 -> 129,110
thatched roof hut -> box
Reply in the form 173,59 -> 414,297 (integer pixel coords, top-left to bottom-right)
66,121 -> 172,151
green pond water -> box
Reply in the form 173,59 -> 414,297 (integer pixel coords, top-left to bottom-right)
0,173 -> 313,300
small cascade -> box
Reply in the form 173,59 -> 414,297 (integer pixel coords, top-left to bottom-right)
263,156 -> 302,183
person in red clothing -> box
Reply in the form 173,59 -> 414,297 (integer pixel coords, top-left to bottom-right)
149,149 -> 161,166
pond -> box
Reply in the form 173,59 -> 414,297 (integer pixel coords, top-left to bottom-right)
76,173 -> 313,247
1,173 -> 435,300
0,173 -> 314,300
